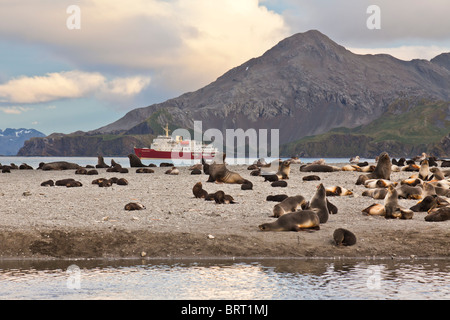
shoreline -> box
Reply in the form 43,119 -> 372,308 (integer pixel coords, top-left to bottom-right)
0,163 -> 449,260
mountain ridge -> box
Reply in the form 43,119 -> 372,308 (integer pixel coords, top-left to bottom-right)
18,30 -> 450,157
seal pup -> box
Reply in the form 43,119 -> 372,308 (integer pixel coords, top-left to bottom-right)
271,181 -> 287,188
75,168 -> 88,175
362,203 -> 385,216
165,167 -> 179,175
193,182 -> 208,199
240,179 -> 253,190
409,195 -> 447,212
261,173 -> 279,182
349,156 -> 360,164
304,183 -> 330,223
40,180 -> 54,187
213,191 -> 235,204
55,178 -> 76,186
87,169 -> 99,175
66,180 -> 82,188
259,210 -> 320,232
424,206 -> 450,222
325,186 -> 353,196
429,167 -> 445,180
116,178 -> 129,186
364,179 -> 397,189
191,168 -> 202,175
272,195 -> 306,218
333,228 -> 357,246
124,202 -> 146,211
302,175 -> 320,181
266,194 -> 289,202
397,184 -> 423,200
136,168 -> 154,173
300,164 -> 337,172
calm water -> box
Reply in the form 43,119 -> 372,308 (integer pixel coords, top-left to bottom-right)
0,258 -> 448,300
0,156 -> 373,169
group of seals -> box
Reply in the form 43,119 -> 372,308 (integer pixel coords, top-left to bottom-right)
192,182 -> 235,204
206,154 -> 253,190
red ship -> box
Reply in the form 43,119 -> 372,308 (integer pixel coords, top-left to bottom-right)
134,124 -> 218,160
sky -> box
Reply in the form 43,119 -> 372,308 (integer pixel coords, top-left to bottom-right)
0,0 -> 449,136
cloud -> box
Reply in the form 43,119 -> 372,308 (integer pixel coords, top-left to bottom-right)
0,106 -> 34,115
0,0 -> 290,92
0,71 -> 151,104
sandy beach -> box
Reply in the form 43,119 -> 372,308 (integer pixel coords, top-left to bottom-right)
0,161 -> 449,260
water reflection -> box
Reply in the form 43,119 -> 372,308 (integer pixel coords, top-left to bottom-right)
0,259 -> 448,299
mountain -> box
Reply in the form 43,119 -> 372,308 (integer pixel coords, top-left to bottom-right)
280,100 -> 450,158
18,30 -> 450,157
0,128 -> 46,155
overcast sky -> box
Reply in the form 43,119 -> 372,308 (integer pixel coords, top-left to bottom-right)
0,0 -> 449,135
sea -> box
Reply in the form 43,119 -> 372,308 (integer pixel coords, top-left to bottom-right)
0,156 -> 448,301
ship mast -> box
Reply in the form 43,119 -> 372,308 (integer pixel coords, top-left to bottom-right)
163,123 -> 170,137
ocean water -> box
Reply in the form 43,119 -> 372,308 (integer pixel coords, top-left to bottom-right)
0,258 -> 448,300
0,156 -> 373,169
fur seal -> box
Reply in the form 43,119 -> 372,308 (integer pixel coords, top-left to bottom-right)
397,184 -> 423,199
124,202 -> 146,211
266,194 -> 289,202
276,160 -> 291,179
356,152 -> 391,184
87,169 -> 99,175
424,206 -> 450,222
364,179 -> 397,189
272,195 -> 306,218
39,161 -> 81,171
362,203 -> 385,216
362,188 -> 388,199
136,168 -> 154,173
384,185 -> 413,219
117,178 -> 129,186
75,168 -> 88,175
213,191 -> 235,204
1,166 -> 11,173
193,182 -> 208,199
240,179 -> 253,190
190,168 -> 202,175
271,181 -> 287,187
66,181 -> 83,188
305,183 -> 330,223
19,163 -> 33,170
96,156 -> 110,169
333,228 -> 357,246
259,210 -> 320,232
261,174 -> 279,182
300,164 -> 337,172
165,167 -> 180,175
128,154 -> 148,168
325,186 -> 353,196
409,195 -> 445,212
302,175 -> 321,181
418,159 -> 431,180
40,180 -> 55,187
207,154 -> 247,185
55,178 -> 76,186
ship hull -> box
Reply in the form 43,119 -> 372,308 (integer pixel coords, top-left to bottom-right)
134,147 -> 216,160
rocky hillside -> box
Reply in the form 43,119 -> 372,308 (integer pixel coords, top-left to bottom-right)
18,30 -> 450,157
0,128 -> 45,155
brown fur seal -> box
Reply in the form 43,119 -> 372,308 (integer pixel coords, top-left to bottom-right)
39,161 -> 81,171
333,228 -> 357,246
87,169 -> 99,175
193,182 -> 208,199
127,154 -> 148,168
240,179 -> 253,190
325,186 -> 353,196
262,174 -> 279,182
397,184 -> 423,199
96,156 -> 110,169
364,179 -> 397,189
213,191 -> 235,204
424,206 -> 450,222
136,168 -> 154,173
305,183 -> 330,223
75,168 -> 88,175
124,202 -> 146,211
40,180 -> 55,187
259,210 -> 320,231
362,188 -> 388,199
384,185 -> 413,219
271,181 -> 287,187
190,168 -> 202,175
55,178 -> 76,186
273,195 -> 306,218
207,154 -> 247,185
356,152 -> 391,184
266,194 -> 289,202
300,164 -> 337,172
116,178 -> 129,186
302,175 -> 321,181
66,181 -> 83,188
165,167 -> 179,175
276,160 -> 291,179
362,203 -> 385,216
409,195 -> 440,212
419,159 -> 431,180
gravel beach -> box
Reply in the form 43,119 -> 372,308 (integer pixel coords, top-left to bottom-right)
0,162 -> 449,259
